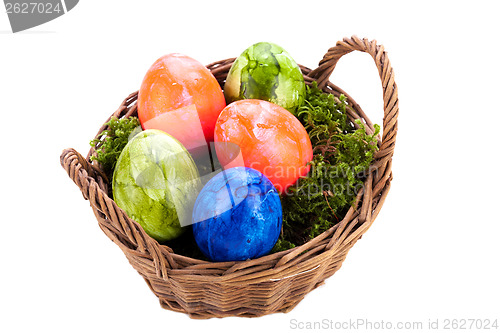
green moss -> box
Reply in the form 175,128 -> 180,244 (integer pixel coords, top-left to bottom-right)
272,82 -> 380,252
90,116 -> 141,180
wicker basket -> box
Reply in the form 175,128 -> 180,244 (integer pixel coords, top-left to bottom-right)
60,36 -> 398,319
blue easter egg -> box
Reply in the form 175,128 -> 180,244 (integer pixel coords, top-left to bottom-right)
192,167 -> 282,262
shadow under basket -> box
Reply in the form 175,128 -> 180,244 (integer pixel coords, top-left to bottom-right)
60,36 -> 399,319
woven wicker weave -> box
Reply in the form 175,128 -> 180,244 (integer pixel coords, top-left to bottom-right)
60,36 -> 398,319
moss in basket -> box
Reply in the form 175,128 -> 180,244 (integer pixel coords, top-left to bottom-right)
90,116 -> 142,181
272,82 -> 380,252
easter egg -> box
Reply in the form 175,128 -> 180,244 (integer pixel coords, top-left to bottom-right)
224,42 -> 306,115
192,167 -> 282,262
214,99 -> 313,194
113,129 -> 202,242
137,54 -> 226,151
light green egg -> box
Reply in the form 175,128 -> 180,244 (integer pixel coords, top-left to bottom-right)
112,129 -> 201,242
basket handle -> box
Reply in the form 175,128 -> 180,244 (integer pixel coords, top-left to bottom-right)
309,36 -> 399,164
60,148 -> 175,280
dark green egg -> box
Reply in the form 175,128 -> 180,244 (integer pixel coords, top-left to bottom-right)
224,42 -> 305,115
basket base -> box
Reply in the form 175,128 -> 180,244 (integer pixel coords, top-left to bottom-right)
143,263 -> 343,319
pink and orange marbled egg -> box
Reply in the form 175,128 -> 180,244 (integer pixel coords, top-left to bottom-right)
214,99 -> 313,193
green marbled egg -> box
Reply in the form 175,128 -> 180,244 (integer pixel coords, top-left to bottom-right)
224,42 -> 305,115
112,129 -> 202,242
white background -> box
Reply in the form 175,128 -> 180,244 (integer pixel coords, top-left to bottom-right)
1,1 -> 499,332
